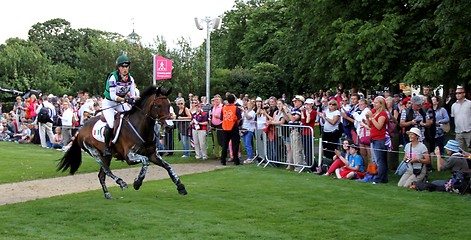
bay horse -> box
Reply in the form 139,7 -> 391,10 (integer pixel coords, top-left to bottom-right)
57,85 -> 187,199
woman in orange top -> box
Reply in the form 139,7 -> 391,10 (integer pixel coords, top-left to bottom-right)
366,96 -> 389,184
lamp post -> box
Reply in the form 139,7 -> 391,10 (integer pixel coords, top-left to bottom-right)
195,16 -> 221,101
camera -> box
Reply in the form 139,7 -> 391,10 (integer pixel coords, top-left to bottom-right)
263,106 -> 270,110
405,158 -> 411,163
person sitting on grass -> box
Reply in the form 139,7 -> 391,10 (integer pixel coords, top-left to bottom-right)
334,144 -> 365,179
397,127 -> 430,188
322,138 -> 354,176
435,140 -> 470,173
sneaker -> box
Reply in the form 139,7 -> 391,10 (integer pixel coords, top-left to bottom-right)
195,156 -> 201,159
181,155 -> 189,158
202,157 -> 208,160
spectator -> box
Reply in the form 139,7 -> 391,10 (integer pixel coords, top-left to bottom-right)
190,103 -> 209,160
301,98 -> 317,167
175,99 -> 192,157
59,101 -> 74,146
283,95 -> 305,171
366,96 -> 389,184
432,96 -> 450,158
241,101 -> 256,163
435,140 -> 470,173
35,95 -> 56,149
334,144 -> 365,180
175,92 -> 184,104
323,138 -> 353,176
451,86 -> 471,151
220,94 -> 242,166
13,96 -> 26,123
319,99 -> 341,160
386,96 -> 400,170
210,95 -> 224,160
353,98 -> 372,165
17,123 -> 35,144
268,99 -> 289,166
341,93 -> 361,143
397,128 -> 430,187
255,97 -> 268,160
399,95 -> 433,144
50,127 -> 64,149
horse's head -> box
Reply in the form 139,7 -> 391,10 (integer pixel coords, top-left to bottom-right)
131,85 -> 172,126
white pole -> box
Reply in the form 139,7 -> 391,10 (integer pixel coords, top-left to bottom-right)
152,54 -> 156,86
205,17 -> 211,101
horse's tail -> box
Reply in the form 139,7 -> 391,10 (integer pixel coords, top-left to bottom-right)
57,138 -> 82,175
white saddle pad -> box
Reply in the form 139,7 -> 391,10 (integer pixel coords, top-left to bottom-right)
92,121 -> 107,143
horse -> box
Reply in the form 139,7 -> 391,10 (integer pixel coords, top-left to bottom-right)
57,85 -> 187,199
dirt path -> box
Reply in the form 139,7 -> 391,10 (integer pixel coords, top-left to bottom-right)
0,161 -> 226,206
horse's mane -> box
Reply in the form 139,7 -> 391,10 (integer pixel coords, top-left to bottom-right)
127,85 -> 170,115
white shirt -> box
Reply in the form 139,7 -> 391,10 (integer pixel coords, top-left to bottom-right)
323,110 -> 340,132
35,100 -> 56,122
61,108 -> 74,127
242,110 -> 256,132
451,99 -> 471,133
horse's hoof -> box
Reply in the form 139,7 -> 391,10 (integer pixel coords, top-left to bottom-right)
177,184 -> 187,195
104,192 -> 112,199
117,179 -> 128,189
133,179 -> 142,190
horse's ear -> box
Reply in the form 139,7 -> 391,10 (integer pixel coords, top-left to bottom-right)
166,87 -> 172,96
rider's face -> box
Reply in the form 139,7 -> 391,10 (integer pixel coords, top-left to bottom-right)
118,65 -> 129,75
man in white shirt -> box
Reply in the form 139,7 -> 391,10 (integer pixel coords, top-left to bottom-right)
35,95 -> 56,148
451,86 -> 471,151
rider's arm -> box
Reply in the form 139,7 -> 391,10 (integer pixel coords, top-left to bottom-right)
108,75 -> 126,103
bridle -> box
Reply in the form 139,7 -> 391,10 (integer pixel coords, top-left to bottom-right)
124,94 -> 170,144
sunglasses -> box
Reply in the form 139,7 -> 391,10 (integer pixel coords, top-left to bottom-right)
456,92 -> 465,94
329,103 -> 337,106
178,103 -> 184,105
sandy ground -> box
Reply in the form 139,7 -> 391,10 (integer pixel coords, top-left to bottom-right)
0,161 -> 226,206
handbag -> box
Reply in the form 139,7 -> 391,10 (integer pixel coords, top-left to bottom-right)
395,160 -> 408,176
441,123 -> 451,133
440,109 -> 451,133
366,162 -> 378,175
358,126 -> 371,145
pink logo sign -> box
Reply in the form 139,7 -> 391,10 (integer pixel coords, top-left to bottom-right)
154,55 -> 172,80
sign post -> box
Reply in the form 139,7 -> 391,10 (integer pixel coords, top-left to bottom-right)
153,55 -> 173,85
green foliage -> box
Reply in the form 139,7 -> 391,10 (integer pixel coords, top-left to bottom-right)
249,62 -> 286,98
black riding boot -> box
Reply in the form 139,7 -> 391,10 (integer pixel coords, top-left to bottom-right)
103,126 -> 113,157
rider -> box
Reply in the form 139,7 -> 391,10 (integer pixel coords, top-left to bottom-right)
102,54 -> 137,156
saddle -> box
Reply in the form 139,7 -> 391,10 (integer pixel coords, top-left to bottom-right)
92,114 -> 124,143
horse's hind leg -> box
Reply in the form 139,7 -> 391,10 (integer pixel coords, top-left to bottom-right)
84,143 -> 128,198
149,153 -> 187,195
98,168 -> 111,199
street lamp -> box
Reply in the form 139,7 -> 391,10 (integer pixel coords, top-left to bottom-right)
194,16 -> 221,101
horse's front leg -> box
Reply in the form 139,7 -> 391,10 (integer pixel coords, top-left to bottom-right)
127,150 -> 149,190
149,153 -> 187,195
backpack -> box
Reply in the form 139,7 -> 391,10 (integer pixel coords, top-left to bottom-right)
38,104 -> 52,123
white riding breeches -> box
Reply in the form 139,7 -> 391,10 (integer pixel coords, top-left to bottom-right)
102,98 -> 131,128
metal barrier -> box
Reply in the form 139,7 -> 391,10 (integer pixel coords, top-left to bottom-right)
256,124 -> 321,173
156,119 -> 197,155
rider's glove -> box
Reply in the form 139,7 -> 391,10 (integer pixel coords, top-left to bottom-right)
126,97 -> 134,105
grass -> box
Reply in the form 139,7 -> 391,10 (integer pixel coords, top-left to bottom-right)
1,166 -> 470,239
0,141 -> 211,184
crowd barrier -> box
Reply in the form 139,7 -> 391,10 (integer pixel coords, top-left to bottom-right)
156,119 -> 197,155
256,124 -> 322,173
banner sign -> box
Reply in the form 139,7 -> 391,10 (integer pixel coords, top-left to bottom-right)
154,55 -> 172,80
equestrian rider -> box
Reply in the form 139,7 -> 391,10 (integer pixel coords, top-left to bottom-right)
102,54 -> 137,156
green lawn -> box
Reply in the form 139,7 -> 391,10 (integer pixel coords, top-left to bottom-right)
1,166 -> 470,240
0,141 -> 209,184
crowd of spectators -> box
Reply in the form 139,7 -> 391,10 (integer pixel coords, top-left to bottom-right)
1,84 -> 470,190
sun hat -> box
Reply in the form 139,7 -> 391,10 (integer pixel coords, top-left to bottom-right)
292,95 -> 305,102
406,127 -> 421,137
444,140 -> 461,153
255,97 -> 262,102
305,98 -> 315,104
410,95 -> 424,105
